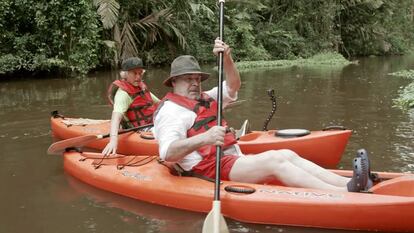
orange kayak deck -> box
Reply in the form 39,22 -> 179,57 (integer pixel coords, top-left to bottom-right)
63,151 -> 414,232
51,115 -> 352,168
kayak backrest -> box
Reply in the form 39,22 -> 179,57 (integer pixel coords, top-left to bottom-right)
370,175 -> 414,197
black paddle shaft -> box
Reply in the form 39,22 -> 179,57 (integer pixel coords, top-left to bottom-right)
214,0 -> 225,201
102,123 -> 154,138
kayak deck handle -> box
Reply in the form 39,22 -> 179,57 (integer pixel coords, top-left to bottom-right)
225,185 -> 256,194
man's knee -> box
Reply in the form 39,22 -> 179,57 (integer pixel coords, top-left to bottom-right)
263,149 -> 298,163
257,149 -> 288,163
262,150 -> 292,172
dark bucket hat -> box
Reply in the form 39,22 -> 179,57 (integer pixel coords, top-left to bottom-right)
121,57 -> 144,71
163,55 -> 210,87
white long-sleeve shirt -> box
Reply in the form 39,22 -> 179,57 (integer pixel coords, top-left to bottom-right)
154,82 -> 244,170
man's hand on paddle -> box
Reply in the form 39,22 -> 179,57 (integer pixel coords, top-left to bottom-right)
213,38 -> 231,56
213,38 -> 241,98
204,126 -> 226,146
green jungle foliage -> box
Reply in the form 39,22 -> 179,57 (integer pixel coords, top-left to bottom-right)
389,69 -> 414,109
0,0 -> 100,76
1,0 -> 413,76
394,82 -> 414,109
236,52 -> 352,72
389,69 -> 414,80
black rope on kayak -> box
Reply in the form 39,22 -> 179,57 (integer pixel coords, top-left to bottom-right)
262,89 -> 277,131
322,125 -> 347,131
90,154 -> 155,169
93,153 -> 111,169
64,147 -> 85,161
116,156 -> 155,170
51,110 -> 65,119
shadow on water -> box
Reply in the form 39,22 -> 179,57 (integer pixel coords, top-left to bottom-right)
0,55 -> 413,233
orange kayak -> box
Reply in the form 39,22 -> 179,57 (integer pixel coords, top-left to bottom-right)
63,151 -> 414,232
51,114 -> 351,168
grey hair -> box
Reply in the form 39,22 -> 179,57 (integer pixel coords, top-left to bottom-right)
119,71 -> 128,80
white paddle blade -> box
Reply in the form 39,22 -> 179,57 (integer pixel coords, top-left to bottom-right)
47,135 -> 98,155
202,201 -> 229,233
225,99 -> 246,109
235,119 -> 250,139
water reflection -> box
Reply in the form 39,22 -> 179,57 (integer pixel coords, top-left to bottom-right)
64,176 -> 203,233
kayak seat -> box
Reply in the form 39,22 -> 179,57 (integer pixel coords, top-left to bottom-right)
370,175 -> 414,197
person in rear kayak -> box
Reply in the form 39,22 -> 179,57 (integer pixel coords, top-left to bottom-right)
153,38 -> 373,192
102,57 -> 160,155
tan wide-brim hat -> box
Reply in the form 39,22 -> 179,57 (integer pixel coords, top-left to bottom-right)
163,55 -> 210,87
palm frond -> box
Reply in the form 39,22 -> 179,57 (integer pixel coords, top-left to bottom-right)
113,23 -> 121,44
189,3 -> 215,19
94,0 -> 120,29
112,24 -> 121,64
166,23 -> 187,49
120,22 -> 139,59
131,8 -> 187,49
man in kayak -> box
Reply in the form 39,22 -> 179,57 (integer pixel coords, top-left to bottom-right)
102,57 -> 160,155
153,39 -> 372,192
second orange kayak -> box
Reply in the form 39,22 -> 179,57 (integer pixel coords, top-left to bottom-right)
51,114 -> 351,168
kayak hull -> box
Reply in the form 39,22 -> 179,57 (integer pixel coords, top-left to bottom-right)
51,115 -> 351,167
63,151 -> 414,232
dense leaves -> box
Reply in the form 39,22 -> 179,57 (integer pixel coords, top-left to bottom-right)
0,0 -> 100,76
0,0 -> 413,76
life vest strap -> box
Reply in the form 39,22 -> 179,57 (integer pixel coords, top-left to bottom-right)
192,116 -> 216,131
157,159 -> 217,183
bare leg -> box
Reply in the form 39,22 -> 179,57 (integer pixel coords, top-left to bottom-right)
228,150 -> 348,191
278,149 -> 350,187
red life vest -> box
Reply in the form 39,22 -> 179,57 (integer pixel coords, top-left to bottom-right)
159,92 -> 237,158
107,80 -> 157,127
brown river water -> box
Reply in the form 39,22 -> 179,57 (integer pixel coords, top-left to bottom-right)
1,55 -> 413,233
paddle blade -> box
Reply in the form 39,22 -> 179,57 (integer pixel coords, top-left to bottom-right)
47,135 -> 98,155
225,99 -> 246,109
235,119 -> 250,139
202,201 -> 229,233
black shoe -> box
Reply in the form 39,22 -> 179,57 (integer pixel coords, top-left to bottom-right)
356,149 -> 374,190
347,157 -> 367,192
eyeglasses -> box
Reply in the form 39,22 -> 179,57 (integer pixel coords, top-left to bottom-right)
132,69 -> 145,76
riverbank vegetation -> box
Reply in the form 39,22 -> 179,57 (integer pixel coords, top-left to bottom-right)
389,70 -> 414,109
236,52 -> 354,72
1,0 -> 414,77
